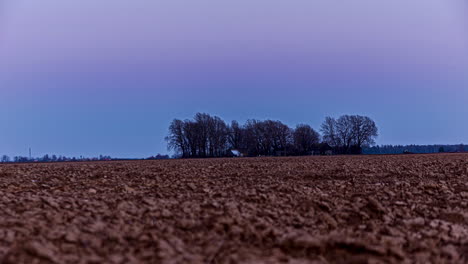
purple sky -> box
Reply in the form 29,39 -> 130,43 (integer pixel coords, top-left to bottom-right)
1,0 -> 468,158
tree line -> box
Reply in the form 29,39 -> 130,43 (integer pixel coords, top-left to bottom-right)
0,154 -> 170,163
166,113 -> 378,158
364,144 -> 467,155
0,155 -> 113,163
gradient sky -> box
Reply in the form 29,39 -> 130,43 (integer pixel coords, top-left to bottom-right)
1,0 -> 468,158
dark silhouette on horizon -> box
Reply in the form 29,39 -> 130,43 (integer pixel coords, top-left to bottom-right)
0,154 -> 170,163
166,113 -> 379,158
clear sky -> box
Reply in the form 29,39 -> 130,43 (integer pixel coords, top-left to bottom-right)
1,0 -> 467,158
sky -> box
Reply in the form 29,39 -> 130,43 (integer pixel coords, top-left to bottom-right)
1,0 -> 468,158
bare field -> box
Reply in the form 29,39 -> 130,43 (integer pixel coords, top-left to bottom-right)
1,154 -> 468,263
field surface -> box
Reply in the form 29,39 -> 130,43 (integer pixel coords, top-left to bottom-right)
1,154 -> 468,263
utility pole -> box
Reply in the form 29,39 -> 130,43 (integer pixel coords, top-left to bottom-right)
29,148 -> 32,161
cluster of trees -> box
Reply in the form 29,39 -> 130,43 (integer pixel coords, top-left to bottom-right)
364,144 -> 467,155
321,115 -> 379,154
166,113 -> 231,158
229,119 -> 322,157
147,154 -> 170,160
166,113 -> 378,158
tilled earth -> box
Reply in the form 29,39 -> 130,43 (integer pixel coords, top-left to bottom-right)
1,154 -> 468,263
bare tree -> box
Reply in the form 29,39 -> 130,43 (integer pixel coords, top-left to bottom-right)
268,120 -> 293,155
321,115 -> 378,154
207,116 -> 229,157
165,119 -> 189,158
244,119 -> 268,156
228,120 -> 245,151
194,113 -> 211,157
336,115 -> 354,153
321,117 -> 341,148
349,115 -> 378,151
183,120 -> 201,157
293,124 -> 320,155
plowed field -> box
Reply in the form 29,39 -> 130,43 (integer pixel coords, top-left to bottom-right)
1,154 -> 468,263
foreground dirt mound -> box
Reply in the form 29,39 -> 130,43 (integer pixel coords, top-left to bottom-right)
0,154 -> 467,263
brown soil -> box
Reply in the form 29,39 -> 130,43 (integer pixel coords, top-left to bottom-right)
0,154 -> 468,263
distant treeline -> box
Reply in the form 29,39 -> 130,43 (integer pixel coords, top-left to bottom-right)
363,144 -> 467,155
166,113 -> 378,158
0,154 -> 169,163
